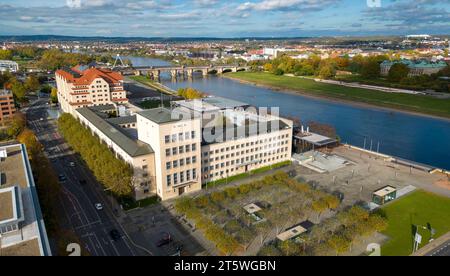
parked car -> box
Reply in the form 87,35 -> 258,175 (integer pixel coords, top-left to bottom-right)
69,162 -> 76,167
79,180 -> 87,185
58,174 -> 67,183
95,203 -> 103,211
110,230 -> 121,241
156,232 -> 172,247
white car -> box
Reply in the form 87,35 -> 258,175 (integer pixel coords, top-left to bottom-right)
95,203 -> 103,211
69,162 -> 76,167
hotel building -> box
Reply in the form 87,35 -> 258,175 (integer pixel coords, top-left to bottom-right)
55,65 -> 128,115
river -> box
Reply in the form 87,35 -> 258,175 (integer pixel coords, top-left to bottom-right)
124,56 -> 450,170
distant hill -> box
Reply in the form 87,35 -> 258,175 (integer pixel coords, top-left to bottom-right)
0,35 -> 313,43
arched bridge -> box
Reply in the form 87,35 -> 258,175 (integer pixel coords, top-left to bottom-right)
118,65 -> 250,78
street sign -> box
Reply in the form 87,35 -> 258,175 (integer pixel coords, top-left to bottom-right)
415,233 -> 422,244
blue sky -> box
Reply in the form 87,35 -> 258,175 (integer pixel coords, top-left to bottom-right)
0,0 -> 449,37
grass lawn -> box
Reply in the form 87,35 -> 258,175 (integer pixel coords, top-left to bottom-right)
380,190 -> 450,256
228,72 -> 450,119
129,75 -> 176,95
139,99 -> 171,109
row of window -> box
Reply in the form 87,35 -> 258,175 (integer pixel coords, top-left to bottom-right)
202,150 -> 289,172
166,156 -> 197,169
167,169 -> 197,186
203,155 -> 289,179
165,131 -> 196,144
165,143 -> 197,157
203,144 -> 289,162
203,137 -> 290,157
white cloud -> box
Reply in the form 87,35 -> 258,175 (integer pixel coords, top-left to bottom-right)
66,0 -> 81,9
238,0 -> 339,11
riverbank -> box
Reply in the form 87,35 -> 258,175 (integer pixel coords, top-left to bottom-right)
225,72 -> 450,120
128,75 -> 177,96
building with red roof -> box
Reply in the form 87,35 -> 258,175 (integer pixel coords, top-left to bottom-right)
55,66 -> 128,114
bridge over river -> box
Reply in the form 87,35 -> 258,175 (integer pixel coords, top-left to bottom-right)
116,65 -> 250,78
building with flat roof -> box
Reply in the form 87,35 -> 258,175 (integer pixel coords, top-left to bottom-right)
55,66 -> 128,115
0,60 -> 19,73
137,108 -> 203,200
381,60 -> 448,77
0,90 -> 16,125
75,107 -> 155,200
71,96 -> 293,201
0,143 -> 51,256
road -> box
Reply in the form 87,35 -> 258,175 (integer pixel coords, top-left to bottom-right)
25,99 -> 141,256
428,240 -> 450,256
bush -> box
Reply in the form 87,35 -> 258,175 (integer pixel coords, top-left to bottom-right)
273,68 -> 284,76
258,245 -> 282,256
224,219 -> 243,234
224,187 -> 240,199
235,227 -> 255,245
210,191 -> 226,203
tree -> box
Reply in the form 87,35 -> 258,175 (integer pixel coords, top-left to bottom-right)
11,80 -> 27,103
37,49 -> 94,71
368,214 -> 388,232
361,59 -> 381,79
327,234 -> 351,256
323,195 -> 340,210
388,63 -> 410,82
5,112 -> 26,137
17,128 -> 42,158
0,49 -> 13,60
177,87 -> 204,99
57,114 -> 133,196
25,75 -> 40,93
312,200 -> 328,220
263,63 -> 273,72
50,87 -> 58,103
273,68 -> 284,76
279,240 -> 303,256
318,61 -> 336,79
0,71 -> 13,88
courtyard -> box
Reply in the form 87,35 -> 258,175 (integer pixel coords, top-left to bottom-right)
293,145 -> 450,207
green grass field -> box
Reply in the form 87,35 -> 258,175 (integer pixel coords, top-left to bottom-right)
129,75 -> 176,95
228,72 -> 450,119
380,190 -> 450,256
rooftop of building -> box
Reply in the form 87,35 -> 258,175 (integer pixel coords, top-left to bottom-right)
0,143 -> 51,256
202,119 -> 291,145
76,107 -> 153,157
90,104 -> 116,112
0,60 -> 18,64
174,96 -> 249,113
137,107 -> 187,124
0,186 -> 24,225
56,66 -> 123,86
381,59 -> 448,69
0,189 -> 14,222
0,89 -> 13,96
106,115 -> 137,125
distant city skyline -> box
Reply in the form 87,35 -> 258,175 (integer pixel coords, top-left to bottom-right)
0,0 -> 449,37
